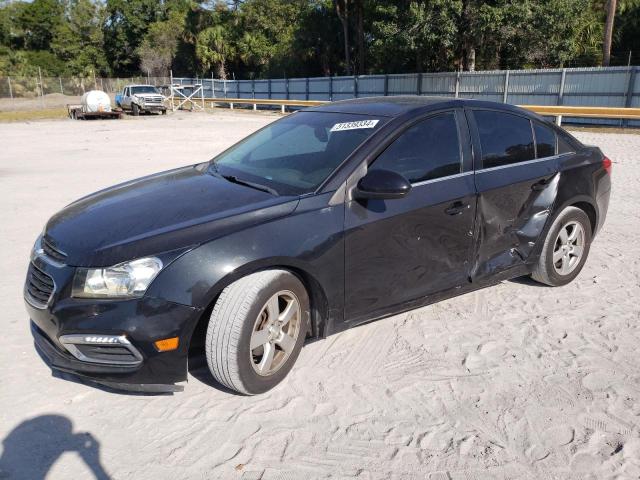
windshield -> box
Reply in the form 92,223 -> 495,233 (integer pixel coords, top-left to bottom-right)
210,111 -> 386,195
131,86 -> 159,94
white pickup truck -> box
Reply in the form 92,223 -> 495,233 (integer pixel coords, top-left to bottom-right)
115,84 -> 167,116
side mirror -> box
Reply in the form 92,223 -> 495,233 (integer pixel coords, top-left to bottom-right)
354,169 -> 412,200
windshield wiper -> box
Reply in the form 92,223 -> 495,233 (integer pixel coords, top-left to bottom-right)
220,174 -> 279,196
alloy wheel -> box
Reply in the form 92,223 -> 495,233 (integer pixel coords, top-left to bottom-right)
552,221 -> 585,275
249,290 -> 301,376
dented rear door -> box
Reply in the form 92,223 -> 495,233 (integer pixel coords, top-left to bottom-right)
467,109 -> 560,281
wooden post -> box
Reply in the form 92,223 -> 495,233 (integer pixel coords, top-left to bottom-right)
7,76 -> 13,100
38,67 -> 44,108
555,115 -> 562,126
624,66 -> 637,127
503,70 -> 510,103
59,77 -> 64,94
329,76 -> 333,101
281,104 -> 285,114
251,78 -> 255,98
455,71 -> 461,98
416,73 -> 422,96
286,77 -> 290,100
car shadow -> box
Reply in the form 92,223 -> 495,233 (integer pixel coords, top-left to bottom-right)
0,415 -> 110,480
509,275 -> 549,287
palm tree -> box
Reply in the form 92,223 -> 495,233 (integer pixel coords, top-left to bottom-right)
196,25 -> 231,79
602,0 -> 617,65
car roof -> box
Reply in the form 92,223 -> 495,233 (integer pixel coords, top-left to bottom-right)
307,95 -> 538,119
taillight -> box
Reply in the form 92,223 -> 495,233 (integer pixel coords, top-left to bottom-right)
603,156 -> 612,175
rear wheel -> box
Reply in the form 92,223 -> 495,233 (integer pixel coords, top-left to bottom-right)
531,206 -> 592,286
205,270 -> 309,395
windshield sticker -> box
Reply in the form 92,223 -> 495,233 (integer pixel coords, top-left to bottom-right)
330,120 -> 379,132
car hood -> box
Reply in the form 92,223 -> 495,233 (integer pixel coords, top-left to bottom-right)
45,164 -> 299,267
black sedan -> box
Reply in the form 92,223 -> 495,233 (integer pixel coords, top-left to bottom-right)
25,96 -> 611,394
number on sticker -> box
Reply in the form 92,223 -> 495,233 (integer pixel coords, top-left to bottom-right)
330,120 -> 379,132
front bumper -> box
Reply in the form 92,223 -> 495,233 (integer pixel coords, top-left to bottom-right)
141,104 -> 166,112
25,255 -> 203,393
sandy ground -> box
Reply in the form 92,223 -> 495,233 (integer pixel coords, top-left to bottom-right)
0,111 -> 639,480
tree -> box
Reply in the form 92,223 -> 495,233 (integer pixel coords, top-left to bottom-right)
51,0 -> 109,75
103,0 -> 163,76
19,0 -> 64,51
334,0 -> 351,75
196,25 -> 232,78
137,15 -> 183,76
603,0 -> 617,65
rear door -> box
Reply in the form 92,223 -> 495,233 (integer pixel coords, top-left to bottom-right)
344,110 -> 477,323
468,109 -> 561,280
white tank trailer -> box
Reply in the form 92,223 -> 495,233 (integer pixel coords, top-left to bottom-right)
81,90 -> 112,113
68,90 -> 121,120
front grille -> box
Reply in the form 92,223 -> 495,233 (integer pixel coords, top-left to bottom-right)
26,263 -> 55,307
144,97 -> 163,105
42,237 -> 67,263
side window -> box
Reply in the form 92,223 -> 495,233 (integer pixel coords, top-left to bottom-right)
557,132 -> 576,154
533,122 -> 557,158
474,110 -> 535,169
371,112 -> 461,183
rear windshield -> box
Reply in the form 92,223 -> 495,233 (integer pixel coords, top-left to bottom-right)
131,86 -> 159,94
210,111 -> 386,195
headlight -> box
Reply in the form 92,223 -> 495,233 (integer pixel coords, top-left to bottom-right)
72,257 -> 163,299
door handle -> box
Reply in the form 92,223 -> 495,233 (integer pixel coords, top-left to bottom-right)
445,201 -> 468,216
531,179 -> 549,191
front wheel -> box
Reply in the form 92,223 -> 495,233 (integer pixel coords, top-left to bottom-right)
132,103 -> 140,116
205,270 -> 309,395
531,206 -> 592,286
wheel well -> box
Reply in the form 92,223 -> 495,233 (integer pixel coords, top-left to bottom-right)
571,201 -> 597,234
187,266 -> 329,356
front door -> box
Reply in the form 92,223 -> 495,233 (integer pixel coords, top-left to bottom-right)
344,110 -> 477,323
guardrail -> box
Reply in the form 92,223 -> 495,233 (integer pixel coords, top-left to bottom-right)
519,105 -> 640,125
203,97 -> 640,126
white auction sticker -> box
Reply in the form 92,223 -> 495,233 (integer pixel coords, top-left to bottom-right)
330,119 -> 379,132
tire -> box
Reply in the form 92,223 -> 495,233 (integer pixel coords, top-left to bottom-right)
206,270 -> 310,395
531,206 -> 592,286
161,109 -> 167,115
132,103 -> 140,116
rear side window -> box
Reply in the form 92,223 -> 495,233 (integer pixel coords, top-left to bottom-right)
474,110 -> 535,168
371,112 -> 461,183
533,122 -> 556,158
557,132 -> 576,154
